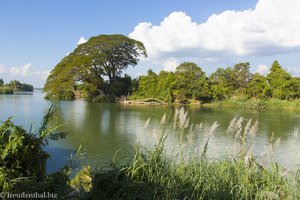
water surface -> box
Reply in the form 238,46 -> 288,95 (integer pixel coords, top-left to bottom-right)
1,92 -> 300,172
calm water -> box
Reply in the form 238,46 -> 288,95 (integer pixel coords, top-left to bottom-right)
1,92 -> 300,172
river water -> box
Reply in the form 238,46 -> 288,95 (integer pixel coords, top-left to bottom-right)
1,92 -> 300,172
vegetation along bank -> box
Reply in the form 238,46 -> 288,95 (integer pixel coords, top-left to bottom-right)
43,34 -> 299,109
0,79 -> 33,94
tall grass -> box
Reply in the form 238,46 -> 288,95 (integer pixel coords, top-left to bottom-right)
88,107 -> 300,200
205,98 -> 300,110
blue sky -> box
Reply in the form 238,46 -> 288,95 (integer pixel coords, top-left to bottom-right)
1,0 -> 300,87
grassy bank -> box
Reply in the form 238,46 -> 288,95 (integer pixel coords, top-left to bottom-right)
203,98 -> 300,110
1,107 -> 300,199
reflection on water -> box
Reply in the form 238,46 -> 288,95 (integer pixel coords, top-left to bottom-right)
1,92 -> 300,171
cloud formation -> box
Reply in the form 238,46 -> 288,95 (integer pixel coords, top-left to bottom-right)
77,37 -> 87,45
129,0 -> 300,59
0,63 -> 50,86
287,67 -> 300,77
256,64 -> 269,76
163,58 -> 178,72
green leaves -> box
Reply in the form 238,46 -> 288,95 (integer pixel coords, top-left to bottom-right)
44,34 -> 147,100
0,105 -> 63,184
0,79 -> 33,94
266,61 -> 298,100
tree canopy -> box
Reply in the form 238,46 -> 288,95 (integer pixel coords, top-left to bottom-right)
44,34 -> 147,100
132,61 -> 300,103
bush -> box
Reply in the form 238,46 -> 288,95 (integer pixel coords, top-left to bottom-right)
0,106 -> 72,196
45,90 -> 75,100
0,87 -> 13,94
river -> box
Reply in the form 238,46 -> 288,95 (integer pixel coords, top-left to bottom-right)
1,91 -> 300,172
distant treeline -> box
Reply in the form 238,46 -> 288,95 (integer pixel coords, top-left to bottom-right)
0,79 -> 34,94
130,61 -> 300,103
45,60 -> 300,103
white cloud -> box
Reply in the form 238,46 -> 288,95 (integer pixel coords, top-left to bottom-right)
10,63 -> 31,76
0,63 -> 50,87
0,64 -> 7,75
129,0 -> 300,59
163,58 -> 178,72
255,64 -> 300,77
77,37 -> 87,45
256,64 -> 269,76
287,67 -> 300,77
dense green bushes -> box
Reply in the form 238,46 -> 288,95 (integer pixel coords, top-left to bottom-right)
0,87 -> 13,94
0,106 -> 92,199
0,106 -> 57,191
0,79 -> 33,94
132,61 -> 300,105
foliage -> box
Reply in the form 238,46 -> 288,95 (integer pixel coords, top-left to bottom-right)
133,60 -> 300,105
43,35 -> 299,104
0,79 -> 33,94
0,87 -> 13,94
267,61 -> 293,100
246,73 -> 271,99
134,63 -> 211,103
209,67 -> 234,100
8,80 -> 34,92
173,62 -> 210,101
70,166 -> 92,193
0,106 -> 71,196
1,108 -> 51,180
44,34 -> 147,100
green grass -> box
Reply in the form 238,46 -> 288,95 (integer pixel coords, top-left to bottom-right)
204,98 -> 300,110
87,144 -> 300,199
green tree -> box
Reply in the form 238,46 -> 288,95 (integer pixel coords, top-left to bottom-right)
134,70 -> 176,103
246,73 -> 271,99
44,34 -> 147,100
157,70 -> 176,103
137,70 -> 159,98
209,67 -> 235,100
174,62 -> 210,101
267,61 -> 292,100
232,62 -> 252,94
8,80 -> 21,91
284,77 -> 300,99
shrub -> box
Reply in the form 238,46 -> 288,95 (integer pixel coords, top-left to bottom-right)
0,87 -> 13,94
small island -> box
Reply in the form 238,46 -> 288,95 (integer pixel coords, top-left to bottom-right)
0,79 -> 34,94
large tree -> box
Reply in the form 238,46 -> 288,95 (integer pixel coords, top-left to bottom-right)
44,34 -> 147,100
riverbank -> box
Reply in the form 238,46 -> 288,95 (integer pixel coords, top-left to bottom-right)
203,98 -> 300,110
121,97 -> 300,110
